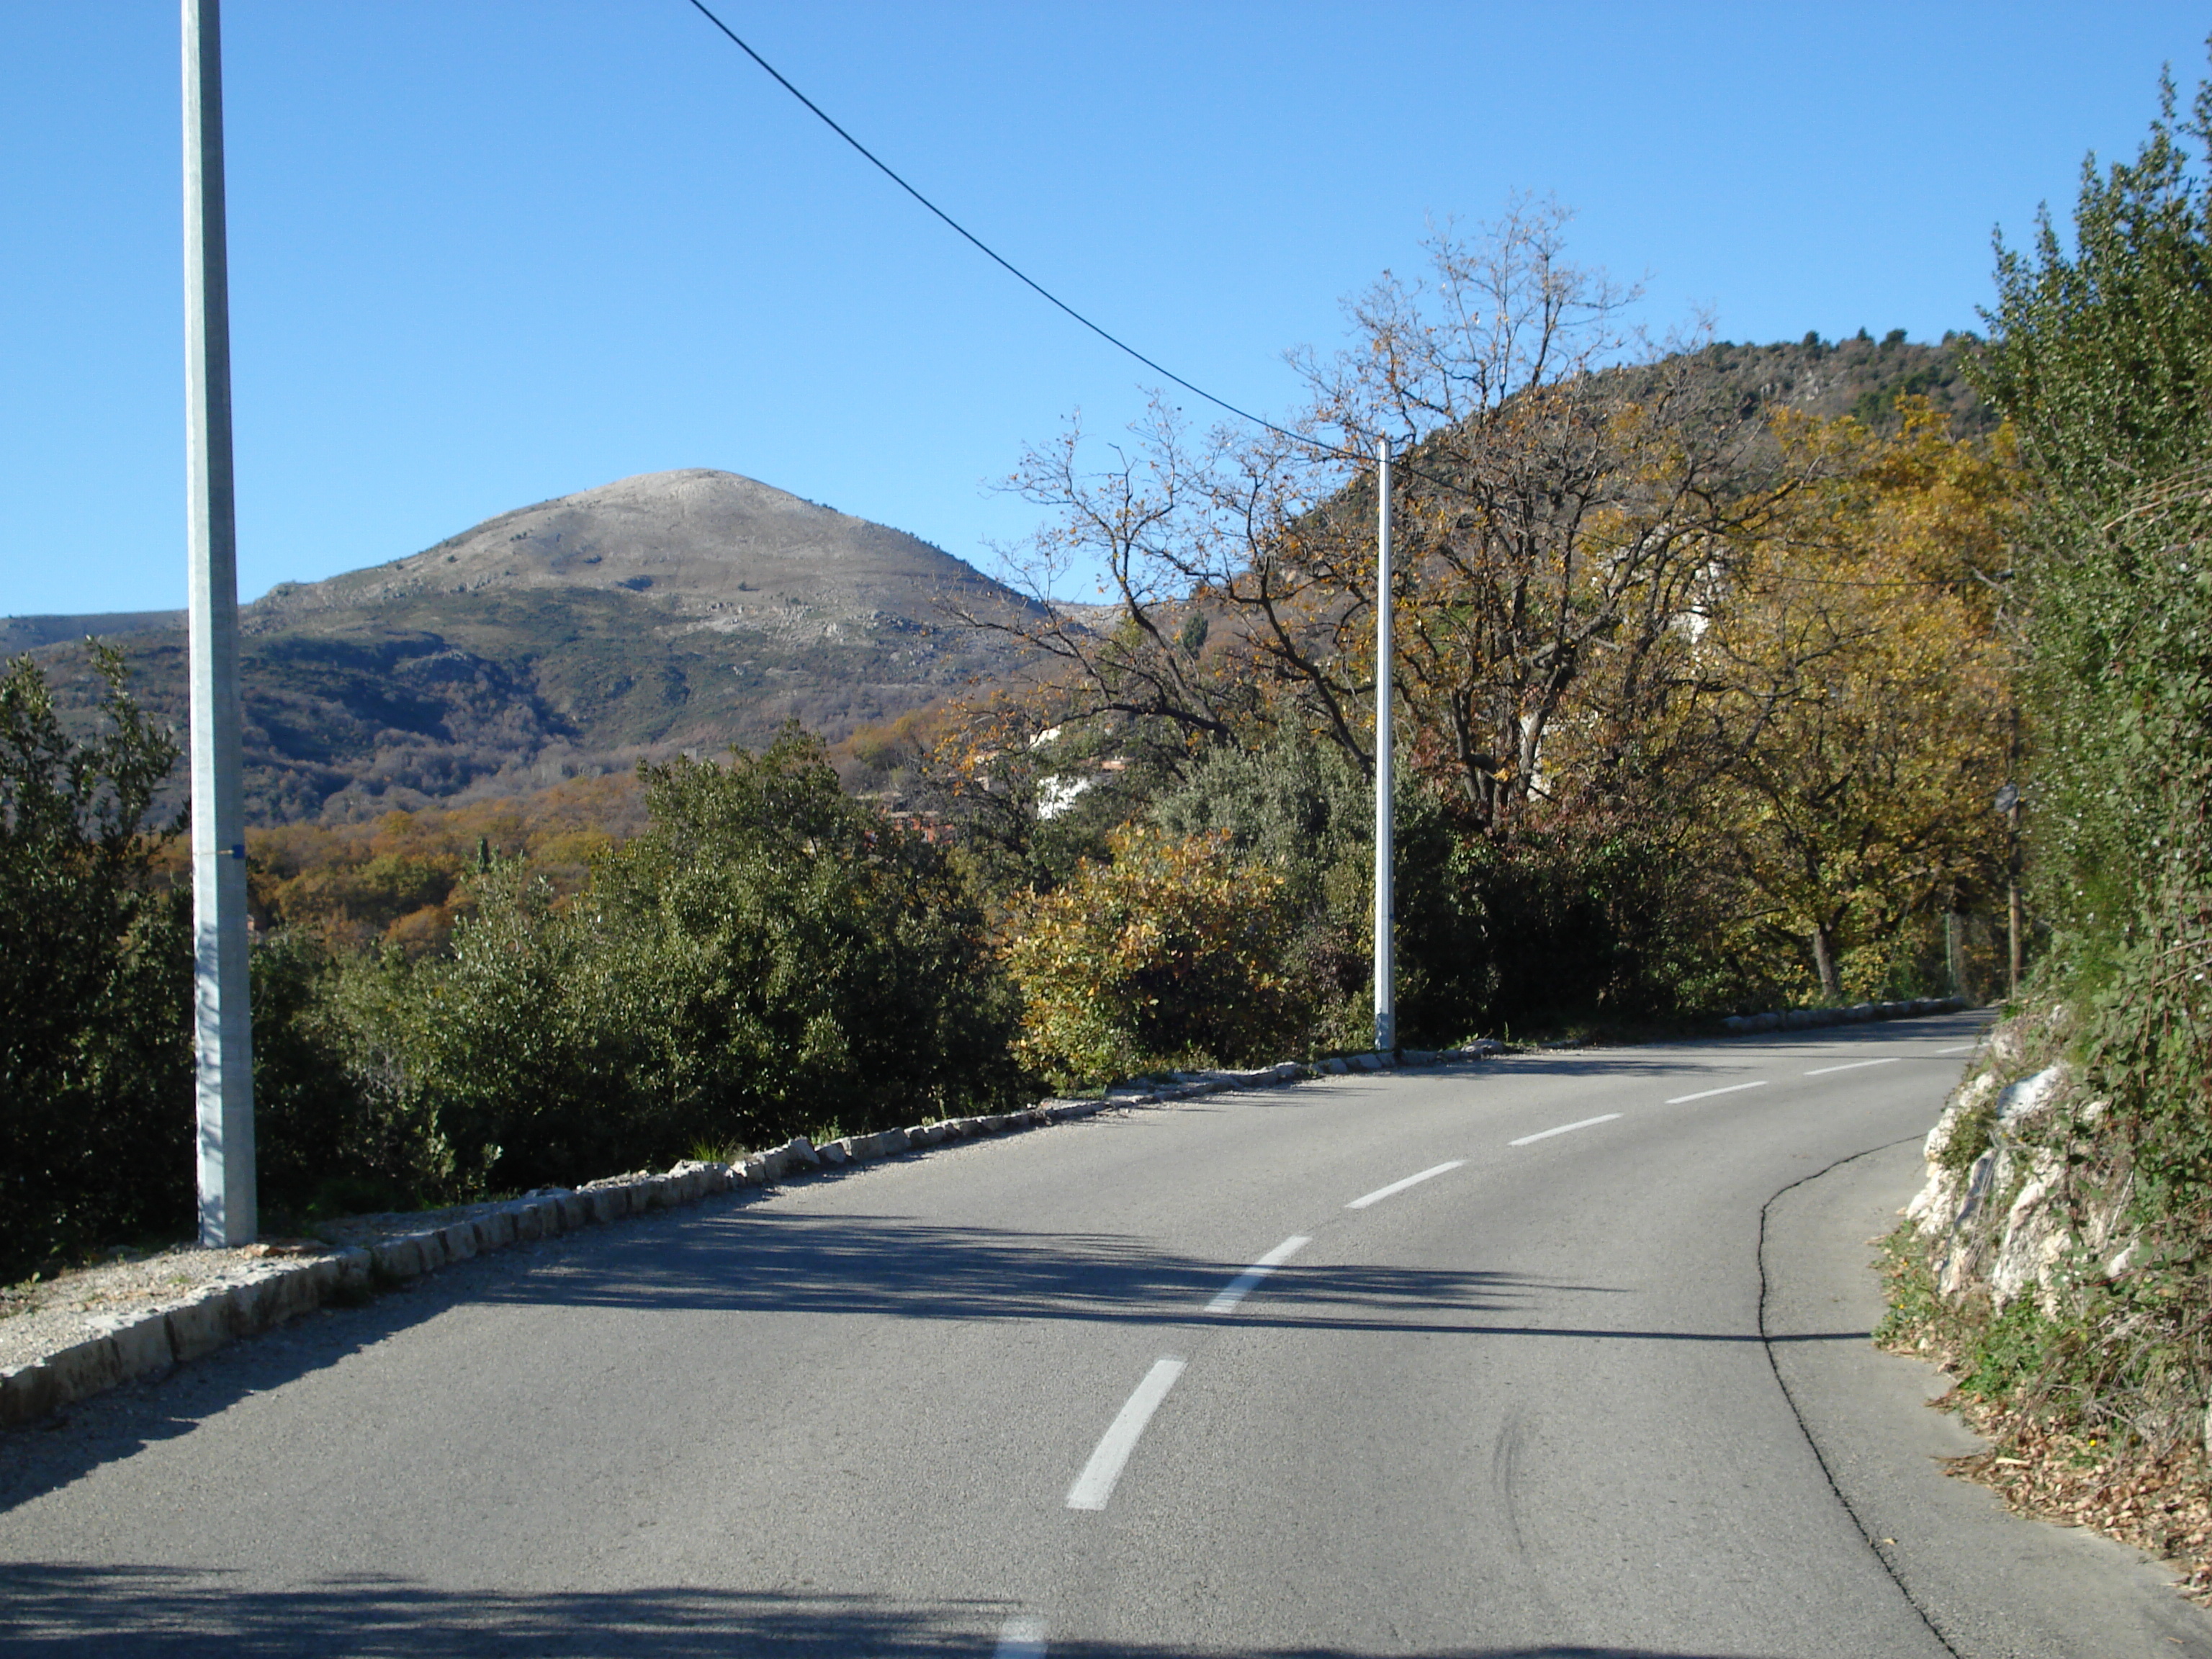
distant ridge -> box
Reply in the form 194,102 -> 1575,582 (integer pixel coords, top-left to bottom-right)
1,611 -> 185,654
24,469 -> 1037,824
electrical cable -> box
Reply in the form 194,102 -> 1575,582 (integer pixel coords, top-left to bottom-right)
683,0 -> 1989,600
685,0 -> 1349,464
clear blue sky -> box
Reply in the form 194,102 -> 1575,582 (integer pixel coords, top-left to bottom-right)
3,2 -> 2206,617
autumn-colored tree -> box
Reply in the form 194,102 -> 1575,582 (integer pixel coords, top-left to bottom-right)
1002,825 -> 1293,1087
1695,403 -> 2019,998
243,772 -> 644,955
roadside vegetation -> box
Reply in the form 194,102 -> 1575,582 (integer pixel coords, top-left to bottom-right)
1867,61 -> 2212,1591
6,205 -> 2029,1280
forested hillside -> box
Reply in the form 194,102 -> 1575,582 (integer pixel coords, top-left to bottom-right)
855,199 -> 2019,1053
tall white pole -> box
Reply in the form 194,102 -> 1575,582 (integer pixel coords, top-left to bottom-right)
1373,436 -> 1395,1053
185,0 -> 256,1246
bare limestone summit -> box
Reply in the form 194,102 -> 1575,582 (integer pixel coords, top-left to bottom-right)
256,468 -> 1018,625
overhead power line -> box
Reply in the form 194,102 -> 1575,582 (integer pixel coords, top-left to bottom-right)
681,0 -> 1969,596
683,0 -> 1348,463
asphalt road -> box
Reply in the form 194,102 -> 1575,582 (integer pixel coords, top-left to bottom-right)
4,1011 -> 2208,1657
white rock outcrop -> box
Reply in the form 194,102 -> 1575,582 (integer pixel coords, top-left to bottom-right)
1907,1061 -> 2090,1312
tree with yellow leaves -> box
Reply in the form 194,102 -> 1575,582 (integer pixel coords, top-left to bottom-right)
1696,402 -> 2019,999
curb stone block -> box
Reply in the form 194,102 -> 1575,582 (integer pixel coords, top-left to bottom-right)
99,1313 -> 176,1383
369,1236 -> 422,1282
0,1362 -> 58,1428
588,1187 -> 627,1224
30,1336 -> 123,1416
1722,996 -> 1968,1035
510,1201 -> 545,1244
164,1287 -> 236,1362
231,1268 -> 313,1336
556,1192 -> 592,1230
820,1141 -> 850,1166
230,1269 -> 289,1336
438,1223 -> 479,1263
335,1248 -> 374,1293
475,1210 -> 517,1251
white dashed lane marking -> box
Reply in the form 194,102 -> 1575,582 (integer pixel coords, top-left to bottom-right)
1345,1160 -> 1465,1210
1509,1113 -> 1621,1147
1205,1235 -> 1310,1314
1803,1057 -> 1902,1076
1066,1358 -> 1186,1511
1665,1080 -> 1769,1105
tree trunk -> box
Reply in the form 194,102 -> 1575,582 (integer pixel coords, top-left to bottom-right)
1809,923 -> 1841,1001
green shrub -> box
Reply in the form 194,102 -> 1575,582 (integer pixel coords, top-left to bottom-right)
251,930 -> 418,1221
349,728 -> 1027,1198
0,647 -> 192,1279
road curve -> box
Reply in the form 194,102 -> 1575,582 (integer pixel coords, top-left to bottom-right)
3,1011 -> 2206,1656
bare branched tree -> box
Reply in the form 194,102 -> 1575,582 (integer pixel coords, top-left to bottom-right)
961,197 -> 1821,830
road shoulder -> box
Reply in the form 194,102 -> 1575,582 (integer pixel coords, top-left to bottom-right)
1763,1135 -> 2212,1657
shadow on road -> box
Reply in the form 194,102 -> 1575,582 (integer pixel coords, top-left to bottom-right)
0,1019 -> 1974,1518
0,1562 -> 1796,1658
490,1204 -> 1605,1334
0,1195 -> 1865,1517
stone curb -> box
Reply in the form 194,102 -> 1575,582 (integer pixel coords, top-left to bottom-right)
1718,996 -> 1970,1035
0,1041 -> 1511,1431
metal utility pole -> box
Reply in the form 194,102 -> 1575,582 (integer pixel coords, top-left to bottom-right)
184,0 -> 256,1246
2006,791 -> 2024,1000
1995,778 -> 2023,1002
1373,436 -> 1395,1054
